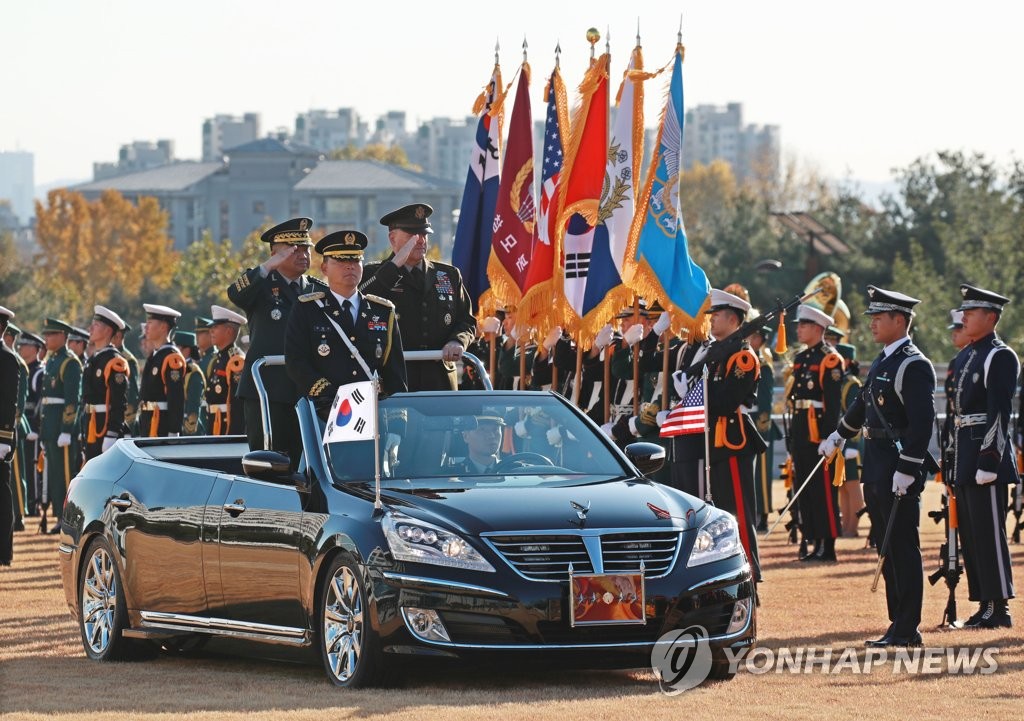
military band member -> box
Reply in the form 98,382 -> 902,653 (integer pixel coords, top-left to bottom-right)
669,289 -> 767,581
38,318 -> 83,533
228,217 -> 322,464
1,306 -> 20,563
204,306 -> 247,436
286,229 -> 407,408
821,286 -> 935,647
112,323 -> 140,434
138,304 -> 186,438
361,203 -> 475,391
788,304 -> 845,561
174,332 -> 207,436
80,306 -> 130,461
948,284 -> 1018,628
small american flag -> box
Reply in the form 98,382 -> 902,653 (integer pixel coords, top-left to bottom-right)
660,380 -> 706,437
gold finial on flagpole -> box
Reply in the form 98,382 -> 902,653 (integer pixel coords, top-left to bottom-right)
586,27 -> 600,60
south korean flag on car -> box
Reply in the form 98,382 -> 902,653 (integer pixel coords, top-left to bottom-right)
324,380 -> 377,445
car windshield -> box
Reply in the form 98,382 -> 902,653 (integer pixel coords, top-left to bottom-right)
322,391 -> 630,486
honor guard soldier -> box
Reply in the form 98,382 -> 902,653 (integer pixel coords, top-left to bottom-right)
748,325 -> 780,531
4,323 -> 30,530
669,289 -> 767,582
788,304 -> 845,561
174,332 -> 207,436
68,326 -> 89,361
820,286 -> 936,647
1,307 -> 20,563
138,304 -> 186,438
195,316 -> 216,368
204,305 -> 247,435
286,229 -> 407,408
361,203 -> 475,391
112,323 -> 140,434
38,318 -> 83,533
228,217 -> 324,464
15,331 -> 44,513
947,284 -> 1018,628
80,306 -> 130,461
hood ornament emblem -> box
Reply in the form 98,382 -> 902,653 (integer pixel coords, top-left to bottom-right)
569,500 -> 591,527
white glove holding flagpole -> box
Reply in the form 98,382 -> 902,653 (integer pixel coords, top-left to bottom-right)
623,323 -> 645,346
481,316 -> 501,334
594,324 -> 614,350
57,433 -> 72,448
652,312 -> 671,336
543,326 -> 563,351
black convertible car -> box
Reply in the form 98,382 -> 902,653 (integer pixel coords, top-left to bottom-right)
59,376 -> 755,686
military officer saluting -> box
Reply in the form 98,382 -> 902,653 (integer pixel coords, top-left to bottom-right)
286,229 -> 407,410
361,203 -> 475,391
947,284 -> 1018,629
138,304 -> 187,438
80,306 -> 130,460
204,305 -> 247,435
820,286 -> 936,647
788,304 -> 845,561
228,217 -> 325,463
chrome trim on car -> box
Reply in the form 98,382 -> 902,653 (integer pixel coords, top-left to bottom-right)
686,564 -> 751,592
139,611 -> 309,646
57,543 -> 74,555
381,572 -> 512,599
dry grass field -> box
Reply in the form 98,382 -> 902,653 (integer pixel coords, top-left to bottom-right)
2,479 -> 1022,721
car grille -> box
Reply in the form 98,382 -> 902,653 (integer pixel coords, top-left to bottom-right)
485,531 -> 681,581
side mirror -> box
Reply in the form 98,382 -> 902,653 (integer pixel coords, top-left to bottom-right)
242,450 -> 310,492
624,442 -> 666,476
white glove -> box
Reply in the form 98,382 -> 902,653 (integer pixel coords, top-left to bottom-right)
57,433 -> 72,448
26,431 -> 38,442
843,447 -> 858,459
623,323 -> 645,346
514,419 -> 529,438
656,410 -> 670,427
509,325 -> 520,341
817,431 -> 845,457
546,426 -> 563,447
652,312 -> 671,336
628,417 -> 641,437
481,316 -> 501,334
672,370 -> 688,399
594,324 -> 614,350
599,422 -> 614,438
101,437 -> 117,452
0,443 -> 11,458
168,432 -> 180,437
975,469 -> 998,485
892,471 -> 915,495
543,326 -> 563,351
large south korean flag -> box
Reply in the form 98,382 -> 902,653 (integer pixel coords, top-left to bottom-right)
323,381 -> 377,445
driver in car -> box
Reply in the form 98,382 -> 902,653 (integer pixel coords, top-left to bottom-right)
448,415 -> 505,475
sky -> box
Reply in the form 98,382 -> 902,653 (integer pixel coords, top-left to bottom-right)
2,0 -> 1022,188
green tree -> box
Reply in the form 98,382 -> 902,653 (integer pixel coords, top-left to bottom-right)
328,143 -> 420,171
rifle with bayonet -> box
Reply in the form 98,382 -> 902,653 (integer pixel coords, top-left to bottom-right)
927,412 -> 961,627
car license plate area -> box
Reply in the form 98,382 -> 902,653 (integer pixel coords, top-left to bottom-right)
569,571 -> 646,627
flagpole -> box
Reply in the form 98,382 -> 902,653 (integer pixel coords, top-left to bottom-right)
701,365 -> 714,504
488,330 -> 496,386
572,343 -> 583,406
372,373 -> 382,512
518,333 -> 527,389
603,347 -> 611,423
661,331 -> 671,410
631,298 -> 640,416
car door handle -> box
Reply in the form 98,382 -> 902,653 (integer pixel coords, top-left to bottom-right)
110,497 -> 132,510
223,501 -> 246,516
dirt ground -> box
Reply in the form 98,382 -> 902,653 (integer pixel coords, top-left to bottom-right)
1,479 -> 1022,721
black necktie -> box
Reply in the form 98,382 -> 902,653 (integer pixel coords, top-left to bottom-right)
289,280 -> 300,295
341,299 -> 355,336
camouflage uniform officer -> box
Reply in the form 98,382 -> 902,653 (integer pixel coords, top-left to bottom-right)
174,332 -> 207,436
204,305 -> 247,436
228,217 -> 324,464
138,304 -> 187,438
1,307 -> 20,562
80,306 -> 130,461
788,304 -> 845,562
361,203 -> 475,391
38,318 -> 83,533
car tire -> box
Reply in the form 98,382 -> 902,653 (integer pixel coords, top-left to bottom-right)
705,657 -> 737,682
78,536 -> 143,661
317,556 -> 386,687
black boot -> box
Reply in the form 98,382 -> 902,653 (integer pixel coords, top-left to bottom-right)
973,600 -> 1012,629
818,537 -> 837,562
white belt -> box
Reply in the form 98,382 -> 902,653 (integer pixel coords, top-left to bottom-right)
85,404 -> 108,413
953,414 -> 987,428
208,403 -> 229,412
41,397 -> 65,405
140,401 -> 168,411
794,400 -> 824,410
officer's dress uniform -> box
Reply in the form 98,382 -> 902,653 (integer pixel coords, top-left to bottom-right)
139,342 -> 186,437
205,344 -> 246,435
117,342 -> 141,435
835,290 -> 935,644
228,217 -> 324,461
18,336 -> 43,512
81,344 -> 129,460
948,285 -> 1018,626
1,308 -> 19,564
38,326 -> 82,522
788,330 -> 844,559
11,342 -> 30,523
182,354 -> 206,436
752,340 -> 779,528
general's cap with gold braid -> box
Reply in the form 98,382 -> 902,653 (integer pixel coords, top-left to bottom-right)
260,217 -> 314,246
379,203 -> 433,234
316,230 -> 367,260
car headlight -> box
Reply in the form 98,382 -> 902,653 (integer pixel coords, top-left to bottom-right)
687,511 -> 742,567
382,512 -> 495,572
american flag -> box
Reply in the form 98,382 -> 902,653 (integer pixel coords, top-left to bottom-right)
659,380 -> 706,437
538,75 -> 564,247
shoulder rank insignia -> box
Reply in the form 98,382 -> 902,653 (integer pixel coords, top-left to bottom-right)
299,291 -> 326,303
364,293 -> 395,310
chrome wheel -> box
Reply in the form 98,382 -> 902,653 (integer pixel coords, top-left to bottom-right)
81,544 -> 118,656
322,565 -> 364,683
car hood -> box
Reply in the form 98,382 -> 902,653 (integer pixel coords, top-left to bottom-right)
376,477 -> 707,535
